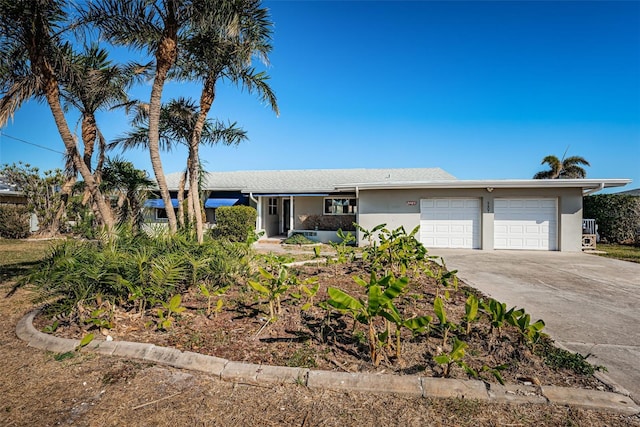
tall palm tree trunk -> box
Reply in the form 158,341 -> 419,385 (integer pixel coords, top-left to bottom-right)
177,168 -> 187,228
190,77 -> 216,243
148,37 -> 178,233
43,85 -> 115,231
52,174 -> 76,234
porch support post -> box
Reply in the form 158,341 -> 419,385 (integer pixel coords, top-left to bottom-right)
289,195 -> 294,235
252,194 -> 262,231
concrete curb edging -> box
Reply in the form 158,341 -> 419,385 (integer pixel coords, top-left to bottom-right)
17,309 -> 640,416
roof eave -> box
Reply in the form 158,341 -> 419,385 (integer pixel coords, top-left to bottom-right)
334,179 -> 632,191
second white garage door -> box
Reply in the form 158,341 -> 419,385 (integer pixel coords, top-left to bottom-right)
494,198 -> 557,250
420,198 -> 481,248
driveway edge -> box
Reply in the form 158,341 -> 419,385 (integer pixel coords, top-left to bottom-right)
17,309 -> 640,416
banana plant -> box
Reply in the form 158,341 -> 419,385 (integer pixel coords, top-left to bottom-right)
199,283 -> 229,318
290,277 -> 320,311
463,294 -> 479,335
326,273 -> 409,365
434,337 -> 475,378
248,266 -> 295,321
515,312 -> 546,346
434,296 -> 456,346
483,299 -> 523,336
156,294 -> 186,331
330,229 -> 356,265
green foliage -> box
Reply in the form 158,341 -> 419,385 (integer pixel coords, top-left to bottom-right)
434,296 -> 455,346
356,224 -> 428,276
0,204 -> 30,238
283,233 -> 316,245
584,194 -> 640,244
199,283 -> 229,317
290,278 -> 320,311
76,333 -> 95,351
483,299 -> 523,336
463,294 -> 479,335
514,312 -> 546,346
42,320 -> 59,334
27,227 -> 252,321
156,294 -> 186,330
248,265 -> 298,321
329,228 -> 356,265
479,364 -> 507,385
285,342 -> 318,368
537,340 -> 606,376
211,205 -> 257,242
54,351 -> 76,362
594,243 -> 640,263
326,273 -> 410,365
434,337 -> 475,378
100,157 -> 153,231
84,307 -> 114,330
66,196 -> 98,239
0,162 -> 64,234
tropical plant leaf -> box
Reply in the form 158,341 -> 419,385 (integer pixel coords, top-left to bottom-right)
327,287 -> 363,312
248,280 -> 269,295
434,296 -> 447,324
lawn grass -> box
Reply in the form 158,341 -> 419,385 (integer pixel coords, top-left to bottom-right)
0,239 -> 53,266
593,243 -> 640,263
0,239 -> 54,283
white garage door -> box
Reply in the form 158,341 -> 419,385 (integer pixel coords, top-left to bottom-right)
420,198 -> 481,248
494,198 -> 557,250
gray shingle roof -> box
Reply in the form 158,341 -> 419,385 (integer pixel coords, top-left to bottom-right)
165,168 -> 455,193
616,188 -> 640,196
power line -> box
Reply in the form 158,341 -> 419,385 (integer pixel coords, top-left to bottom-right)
0,132 -> 66,155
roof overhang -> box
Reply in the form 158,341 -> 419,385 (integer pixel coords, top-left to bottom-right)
334,179 -> 632,194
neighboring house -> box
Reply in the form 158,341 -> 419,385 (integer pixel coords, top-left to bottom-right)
146,168 -> 630,252
0,176 -> 27,205
0,175 -> 38,232
615,188 -> 640,196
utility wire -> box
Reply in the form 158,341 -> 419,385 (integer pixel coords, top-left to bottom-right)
0,132 -> 66,155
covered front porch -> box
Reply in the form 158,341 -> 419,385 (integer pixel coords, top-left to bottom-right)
251,193 -> 357,244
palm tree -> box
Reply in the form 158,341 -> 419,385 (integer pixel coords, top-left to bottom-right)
111,98 -> 247,228
179,0 -> 278,242
100,157 -> 155,231
533,155 -> 590,179
61,43 -> 145,172
0,0 -> 115,231
57,43 -> 146,227
84,0 -> 234,234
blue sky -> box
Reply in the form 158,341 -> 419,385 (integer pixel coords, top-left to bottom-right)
1,0 -> 639,192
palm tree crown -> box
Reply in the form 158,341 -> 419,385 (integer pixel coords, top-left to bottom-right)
533,155 -> 590,179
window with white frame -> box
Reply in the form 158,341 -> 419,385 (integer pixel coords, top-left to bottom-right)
268,197 -> 278,215
324,197 -> 357,215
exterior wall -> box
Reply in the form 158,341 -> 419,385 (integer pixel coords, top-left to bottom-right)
293,197 -> 323,229
258,195 -> 356,238
261,197 -> 279,237
357,187 -> 584,252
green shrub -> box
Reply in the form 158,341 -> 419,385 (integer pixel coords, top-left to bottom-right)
583,194 -> 640,244
283,233 -> 316,245
28,228 -> 252,318
0,204 -> 30,239
211,205 -> 257,242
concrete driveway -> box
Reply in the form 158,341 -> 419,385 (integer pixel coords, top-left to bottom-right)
429,249 -> 640,404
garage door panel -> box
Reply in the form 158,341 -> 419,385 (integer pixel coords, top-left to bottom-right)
420,198 -> 480,249
494,198 -> 557,250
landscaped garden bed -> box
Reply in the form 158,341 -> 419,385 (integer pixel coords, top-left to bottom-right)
27,226 -> 610,394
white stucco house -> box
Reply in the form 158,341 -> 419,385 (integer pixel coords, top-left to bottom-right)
146,168 -> 630,252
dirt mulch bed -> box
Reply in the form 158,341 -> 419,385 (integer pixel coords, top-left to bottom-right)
36,260 -> 607,391
2,280 -> 638,426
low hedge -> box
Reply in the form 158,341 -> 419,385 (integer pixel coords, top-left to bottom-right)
583,194 -> 640,245
211,205 -> 257,242
0,204 -> 30,239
